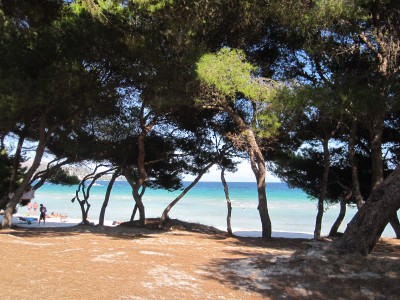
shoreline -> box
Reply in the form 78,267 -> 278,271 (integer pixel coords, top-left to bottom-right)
1,213 -> 316,239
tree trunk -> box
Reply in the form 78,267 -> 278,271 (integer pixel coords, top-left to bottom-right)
369,111 -> 384,190
9,130 -> 26,193
220,168 -> 233,236
74,167 -> 107,225
332,166 -> 400,255
222,102 -> 272,238
99,168 -> 120,225
127,105 -> 157,227
367,111 -> 400,237
348,117 -> 364,209
329,183 -> 352,237
159,162 -> 214,227
329,199 -> 347,237
314,138 -> 330,239
125,169 -> 146,227
252,155 -> 271,238
78,199 -> 91,225
75,187 -> 89,224
134,131 -> 147,226
135,200 -> 145,226
130,204 -> 138,222
2,122 -> 48,228
388,214 -> 400,238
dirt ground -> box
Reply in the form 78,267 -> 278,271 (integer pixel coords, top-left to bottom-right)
1,220 -> 399,300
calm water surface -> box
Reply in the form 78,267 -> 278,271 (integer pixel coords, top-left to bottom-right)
20,181 -> 397,238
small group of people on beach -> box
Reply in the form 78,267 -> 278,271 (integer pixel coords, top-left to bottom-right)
19,186 -> 67,225
20,186 -> 47,224
24,203 -> 68,225
27,201 -> 38,216
47,211 -> 68,222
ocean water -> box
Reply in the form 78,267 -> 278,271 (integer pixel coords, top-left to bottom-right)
19,181 -> 397,238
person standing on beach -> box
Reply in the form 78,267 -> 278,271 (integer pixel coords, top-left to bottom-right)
27,202 -> 32,215
33,202 -> 38,215
39,204 -> 47,225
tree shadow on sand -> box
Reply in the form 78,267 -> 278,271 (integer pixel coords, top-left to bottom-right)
0,217 -> 227,241
3,219 -> 399,299
203,237 -> 400,299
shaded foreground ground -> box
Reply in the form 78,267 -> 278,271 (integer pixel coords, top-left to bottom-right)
1,220 -> 399,299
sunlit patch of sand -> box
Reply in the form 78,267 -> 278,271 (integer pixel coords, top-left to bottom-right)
144,265 -> 199,292
92,251 -> 126,262
139,251 -> 173,257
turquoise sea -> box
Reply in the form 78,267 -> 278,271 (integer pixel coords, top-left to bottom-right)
19,181 -> 397,238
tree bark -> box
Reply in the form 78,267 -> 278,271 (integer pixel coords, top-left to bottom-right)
388,214 -> 400,238
329,182 -> 352,237
332,166 -> 400,255
75,183 -> 91,225
134,130 -> 147,226
348,117 -> 364,209
314,138 -> 330,239
369,111 -> 385,190
329,199 -> 347,237
220,168 -> 233,236
130,204 -> 138,222
159,161 -> 214,227
77,198 -> 91,225
99,167 -> 120,225
127,105 -> 157,227
124,169 -> 146,227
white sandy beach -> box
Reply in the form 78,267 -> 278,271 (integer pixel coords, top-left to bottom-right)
1,213 -> 399,299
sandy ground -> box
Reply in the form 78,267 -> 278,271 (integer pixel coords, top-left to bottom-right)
0,220 -> 399,300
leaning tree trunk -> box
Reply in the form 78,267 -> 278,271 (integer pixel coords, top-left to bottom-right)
220,167 -> 233,236
1,119 -> 49,229
0,132 -> 25,207
222,102 -> 272,238
248,148 -> 272,238
368,112 -> 400,238
159,162 -> 214,227
329,183 -> 352,237
332,165 -> 400,255
329,199 -> 347,237
314,138 -> 330,239
388,215 -> 400,238
351,4 -> 400,241
0,129 -> 26,211
99,168 -> 120,225
130,204 -> 138,222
